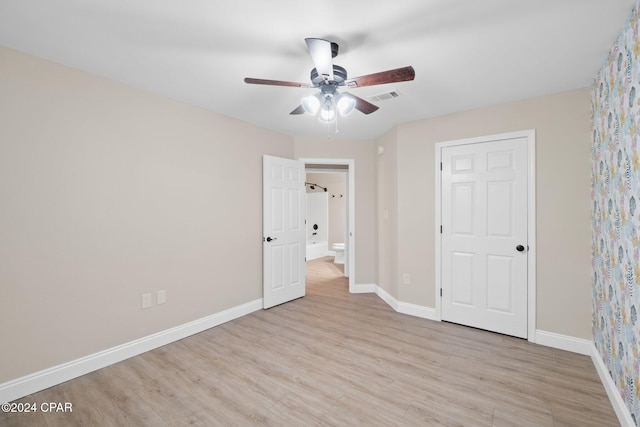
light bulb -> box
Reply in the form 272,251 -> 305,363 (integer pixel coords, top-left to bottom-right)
319,106 -> 336,122
337,94 -> 356,116
318,94 -> 336,123
301,95 -> 321,115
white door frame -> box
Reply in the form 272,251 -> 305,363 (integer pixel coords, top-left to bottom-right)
434,130 -> 536,342
299,158 -> 356,293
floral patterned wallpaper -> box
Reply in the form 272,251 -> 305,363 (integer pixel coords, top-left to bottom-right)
592,2 -> 640,424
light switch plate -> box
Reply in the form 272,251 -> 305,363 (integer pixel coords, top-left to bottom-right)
142,293 -> 152,309
157,290 -> 166,305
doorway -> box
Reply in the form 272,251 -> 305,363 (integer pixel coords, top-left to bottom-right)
435,130 -> 536,341
300,158 -> 356,292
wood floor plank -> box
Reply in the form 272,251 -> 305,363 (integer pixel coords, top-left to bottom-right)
405,397 -> 494,427
492,407 -> 554,427
2,257 -> 619,426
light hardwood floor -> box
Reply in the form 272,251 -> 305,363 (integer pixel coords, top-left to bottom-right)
2,257 -> 618,426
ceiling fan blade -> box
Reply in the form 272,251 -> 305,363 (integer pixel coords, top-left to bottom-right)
305,38 -> 334,81
345,66 -> 415,88
346,93 -> 379,115
244,77 -> 311,88
290,105 -> 305,115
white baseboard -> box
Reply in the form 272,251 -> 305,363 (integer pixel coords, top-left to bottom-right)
534,330 -> 592,355
396,301 -> 438,321
370,285 -> 439,321
533,331 -> 635,425
352,283 -> 377,293
0,298 -> 263,404
591,343 -> 635,427
375,286 -> 397,310
368,287 -> 596,358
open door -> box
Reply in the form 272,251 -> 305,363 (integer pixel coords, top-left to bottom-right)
263,155 -> 306,308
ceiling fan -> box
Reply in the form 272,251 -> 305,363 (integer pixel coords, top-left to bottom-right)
244,38 -> 415,122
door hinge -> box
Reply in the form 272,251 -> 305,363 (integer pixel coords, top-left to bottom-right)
440,162 -> 443,171
440,225 -> 443,234
440,288 -> 442,297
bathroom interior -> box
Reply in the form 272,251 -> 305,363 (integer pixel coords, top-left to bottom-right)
305,171 -> 347,274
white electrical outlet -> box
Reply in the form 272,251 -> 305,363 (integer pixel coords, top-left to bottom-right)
142,293 -> 152,309
157,290 -> 166,305
402,273 -> 410,285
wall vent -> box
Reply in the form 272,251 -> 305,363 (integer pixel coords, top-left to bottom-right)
369,90 -> 401,103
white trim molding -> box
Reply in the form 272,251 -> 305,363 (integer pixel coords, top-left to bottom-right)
374,286 -> 439,321
375,286 -> 398,311
591,344 -> 635,427
533,333 -> 634,426
0,299 -> 263,404
534,330 -> 592,355
396,300 -> 438,321
361,284 -> 608,360
352,283 -> 377,293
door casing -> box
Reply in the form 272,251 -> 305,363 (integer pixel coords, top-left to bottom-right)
435,130 -> 536,342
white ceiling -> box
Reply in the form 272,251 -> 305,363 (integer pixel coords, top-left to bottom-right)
0,1 -> 635,140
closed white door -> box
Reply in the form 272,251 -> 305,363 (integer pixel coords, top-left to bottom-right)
441,137 -> 528,338
263,155 -> 306,309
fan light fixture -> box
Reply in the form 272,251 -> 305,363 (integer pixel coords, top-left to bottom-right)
244,38 -> 416,129
302,92 -> 354,123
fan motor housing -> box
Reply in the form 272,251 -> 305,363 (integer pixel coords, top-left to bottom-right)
330,42 -> 339,58
310,65 -> 347,86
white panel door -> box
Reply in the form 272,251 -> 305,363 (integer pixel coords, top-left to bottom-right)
441,137 -> 528,338
263,155 -> 306,309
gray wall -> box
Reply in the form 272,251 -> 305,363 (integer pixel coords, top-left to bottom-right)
380,88 -> 593,339
0,46 -> 294,382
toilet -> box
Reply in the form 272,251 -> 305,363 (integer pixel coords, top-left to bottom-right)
332,243 -> 345,264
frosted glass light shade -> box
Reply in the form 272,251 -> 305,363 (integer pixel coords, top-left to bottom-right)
301,95 -> 321,115
337,94 -> 356,116
319,106 -> 336,122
